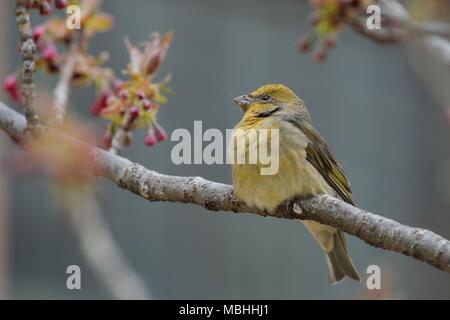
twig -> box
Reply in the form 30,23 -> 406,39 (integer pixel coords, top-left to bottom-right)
64,194 -> 152,299
344,14 -> 404,44
109,111 -> 134,155
15,0 -> 38,129
1,100 -> 449,274
52,32 -> 81,125
344,0 -> 450,44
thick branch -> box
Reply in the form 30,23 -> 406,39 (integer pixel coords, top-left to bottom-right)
0,100 -> 449,274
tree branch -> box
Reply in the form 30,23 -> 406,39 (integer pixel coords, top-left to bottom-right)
341,0 -> 450,114
52,32 -> 81,125
15,0 -> 39,129
63,194 -> 152,299
0,100 -> 449,274
109,110 -> 134,155
345,0 -> 450,44
16,0 -> 39,129
344,14 -> 404,44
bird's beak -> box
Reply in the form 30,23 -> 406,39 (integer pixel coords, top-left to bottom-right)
233,95 -> 252,110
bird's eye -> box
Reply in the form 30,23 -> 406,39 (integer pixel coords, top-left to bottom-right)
260,94 -> 270,102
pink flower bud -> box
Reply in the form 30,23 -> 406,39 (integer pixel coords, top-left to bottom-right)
144,127 -> 156,146
119,90 -> 129,101
39,2 -> 52,16
143,99 -> 153,110
54,0 -> 68,10
313,51 -> 326,64
4,75 -> 17,92
8,88 -> 21,103
113,79 -> 123,93
42,44 -> 57,63
297,37 -> 311,54
91,92 -> 109,115
136,91 -> 145,100
324,38 -> 336,49
130,106 -> 139,119
4,75 -> 21,103
155,125 -> 167,142
32,1 -> 40,9
32,26 -> 45,42
26,0 -> 39,9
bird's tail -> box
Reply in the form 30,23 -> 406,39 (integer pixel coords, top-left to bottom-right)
303,221 -> 360,285
325,231 -> 360,285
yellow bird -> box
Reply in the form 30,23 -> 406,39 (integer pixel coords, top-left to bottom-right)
230,84 -> 360,284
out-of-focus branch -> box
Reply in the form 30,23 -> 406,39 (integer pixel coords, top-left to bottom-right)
406,36 -> 450,112
52,32 -> 81,125
344,12 -> 404,44
344,0 -> 450,44
408,21 -> 450,40
63,194 -> 151,299
338,0 -> 450,112
15,0 -> 39,129
48,39 -> 152,298
373,0 -> 450,112
1,100 -> 449,274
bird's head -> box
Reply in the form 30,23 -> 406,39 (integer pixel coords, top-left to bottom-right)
233,84 -> 310,121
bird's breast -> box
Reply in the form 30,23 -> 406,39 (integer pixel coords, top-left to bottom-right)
230,119 -> 334,213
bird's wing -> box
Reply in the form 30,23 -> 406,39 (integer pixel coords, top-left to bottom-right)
298,120 -> 355,205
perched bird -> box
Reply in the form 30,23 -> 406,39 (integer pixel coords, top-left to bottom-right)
230,84 -> 360,284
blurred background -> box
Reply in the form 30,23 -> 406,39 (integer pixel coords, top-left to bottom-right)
0,0 -> 450,299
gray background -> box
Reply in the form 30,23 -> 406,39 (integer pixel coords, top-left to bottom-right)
1,0 -> 450,299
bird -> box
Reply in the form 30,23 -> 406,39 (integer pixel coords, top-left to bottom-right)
230,83 -> 360,284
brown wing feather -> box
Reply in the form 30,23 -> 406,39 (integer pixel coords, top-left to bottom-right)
298,120 -> 355,205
